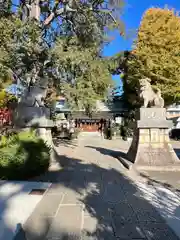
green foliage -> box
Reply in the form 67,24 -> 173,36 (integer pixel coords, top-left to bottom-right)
0,14 -> 49,89
0,90 -> 17,108
0,130 -> 50,180
52,37 -> 114,113
0,90 -> 7,108
0,16 -> 16,86
42,0 -> 125,46
125,8 -> 180,106
0,0 -> 125,114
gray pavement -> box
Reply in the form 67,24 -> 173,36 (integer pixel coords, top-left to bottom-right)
14,137 -> 180,240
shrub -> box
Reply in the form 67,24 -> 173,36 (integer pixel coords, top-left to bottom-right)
0,130 -> 50,180
0,90 -> 18,108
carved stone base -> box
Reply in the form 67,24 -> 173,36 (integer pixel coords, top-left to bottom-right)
128,130 -> 180,171
119,108 -> 180,172
13,105 -> 53,128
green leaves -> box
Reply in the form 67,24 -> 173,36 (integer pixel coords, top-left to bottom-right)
51,36 -> 113,112
0,130 -> 50,180
0,16 -> 46,89
0,0 -> 125,114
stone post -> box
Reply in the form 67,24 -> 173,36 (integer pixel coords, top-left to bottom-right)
126,108 -> 180,171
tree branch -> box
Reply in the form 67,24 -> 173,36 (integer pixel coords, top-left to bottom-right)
94,8 -> 116,23
148,71 -> 177,83
43,12 -> 55,26
43,3 -> 77,26
43,0 -> 116,27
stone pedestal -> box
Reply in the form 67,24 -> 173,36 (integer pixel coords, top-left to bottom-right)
124,108 -> 180,171
13,104 -> 52,126
13,105 -> 54,147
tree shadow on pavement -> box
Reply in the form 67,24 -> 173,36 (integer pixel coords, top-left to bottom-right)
139,172 -> 180,192
85,145 -> 127,159
87,145 -> 180,189
13,143 -> 180,240
53,136 -> 78,148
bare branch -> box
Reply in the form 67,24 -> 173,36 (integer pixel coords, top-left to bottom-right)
43,5 -> 77,26
95,8 -> 116,23
43,11 -> 55,26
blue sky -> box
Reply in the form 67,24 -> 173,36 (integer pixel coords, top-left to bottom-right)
104,0 -> 180,91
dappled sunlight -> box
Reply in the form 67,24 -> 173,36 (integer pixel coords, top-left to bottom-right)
7,137 -> 180,239
0,181 -> 50,240
136,180 -> 180,237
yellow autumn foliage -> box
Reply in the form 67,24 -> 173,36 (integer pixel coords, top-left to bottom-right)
127,7 -> 180,105
0,90 -> 17,108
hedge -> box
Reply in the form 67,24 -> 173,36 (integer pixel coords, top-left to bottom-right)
0,130 -> 50,180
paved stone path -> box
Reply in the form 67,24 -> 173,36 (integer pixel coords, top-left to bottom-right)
15,137 -> 180,240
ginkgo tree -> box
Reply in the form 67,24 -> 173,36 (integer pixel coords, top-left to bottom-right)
131,8 -> 180,106
112,7 -> 180,108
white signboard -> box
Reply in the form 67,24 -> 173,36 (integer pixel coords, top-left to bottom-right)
115,117 -> 122,124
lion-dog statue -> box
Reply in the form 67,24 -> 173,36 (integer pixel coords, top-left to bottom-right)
139,78 -> 164,108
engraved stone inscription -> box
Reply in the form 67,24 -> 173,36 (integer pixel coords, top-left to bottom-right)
140,108 -> 166,121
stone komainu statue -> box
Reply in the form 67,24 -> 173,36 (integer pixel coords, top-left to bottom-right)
139,78 -> 164,108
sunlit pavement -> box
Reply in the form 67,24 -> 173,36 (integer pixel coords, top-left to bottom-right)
2,136 -> 180,240
0,181 -> 50,240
